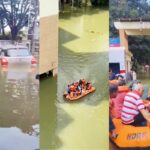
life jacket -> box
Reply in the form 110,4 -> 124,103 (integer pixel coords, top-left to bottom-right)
109,80 -> 118,85
118,85 -> 129,93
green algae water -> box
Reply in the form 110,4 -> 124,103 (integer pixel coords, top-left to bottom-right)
41,6 -> 109,150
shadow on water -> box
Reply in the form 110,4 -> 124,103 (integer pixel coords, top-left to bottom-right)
56,106 -> 74,133
40,7 -> 108,149
58,28 -> 108,106
59,5 -> 107,20
55,26 -> 108,149
40,76 -> 57,149
40,75 -> 76,149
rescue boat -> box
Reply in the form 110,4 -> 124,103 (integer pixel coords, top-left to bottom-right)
110,100 -> 150,148
118,85 -> 130,93
64,86 -> 96,101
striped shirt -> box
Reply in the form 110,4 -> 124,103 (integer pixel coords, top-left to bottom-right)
121,91 -> 145,124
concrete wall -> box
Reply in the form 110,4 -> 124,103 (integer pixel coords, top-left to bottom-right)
39,0 -> 58,75
118,30 -> 132,72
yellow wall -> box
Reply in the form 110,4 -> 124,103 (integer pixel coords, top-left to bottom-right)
119,29 -> 132,72
39,0 -> 58,75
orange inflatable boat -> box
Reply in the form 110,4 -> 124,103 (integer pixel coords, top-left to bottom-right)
109,80 -> 118,85
64,87 -> 96,101
110,100 -> 150,148
110,118 -> 150,148
118,85 -> 130,93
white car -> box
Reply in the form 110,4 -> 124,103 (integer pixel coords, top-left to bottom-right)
0,47 -> 37,66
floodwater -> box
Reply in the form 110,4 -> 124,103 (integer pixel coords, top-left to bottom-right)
58,7 -> 109,150
110,72 -> 150,150
0,64 -> 39,150
138,73 -> 150,87
40,6 -> 109,150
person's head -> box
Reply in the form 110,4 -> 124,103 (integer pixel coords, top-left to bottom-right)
132,83 -> 144,96
109,84 -> 118,98
109,68 -> 112,74
70,85 -> 74,90
117,75 -> 124,81
118,79 -> 126,86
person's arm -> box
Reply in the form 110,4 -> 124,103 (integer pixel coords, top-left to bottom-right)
140,109 -> 150,122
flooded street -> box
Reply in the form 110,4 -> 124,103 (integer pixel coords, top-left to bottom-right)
0,65 -> 39,150
138,73 -> 150,87
58,6 -> 108,150
40,7 -> 109,150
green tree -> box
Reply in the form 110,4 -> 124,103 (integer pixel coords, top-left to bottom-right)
110,0 -> 150,65
0,0 -> 38,40
0,8 -> 8,37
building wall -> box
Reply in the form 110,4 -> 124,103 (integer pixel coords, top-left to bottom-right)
39,0 -> 58,75
119,29 -> 132,72
119,29 -> 129,52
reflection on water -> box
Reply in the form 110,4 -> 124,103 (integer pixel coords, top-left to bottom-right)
40,76 -> 61,149
0,65 -> 39,150
110,73 -> 150,150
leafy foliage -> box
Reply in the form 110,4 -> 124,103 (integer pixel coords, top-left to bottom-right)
110,0 -> 150,65
0,0 -> 39,40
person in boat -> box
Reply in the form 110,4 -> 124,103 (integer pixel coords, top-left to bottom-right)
81,79 -> 86,89
79,79 -> 86,91
86,82 -> 92,90
64,85 -> 70,97
121,83 -> 150,126
116,74 -> 124,82
125,70 -> 133,84
109,68 -> 116,80
109,84 -> 118,139
77,84 -> 82,95
69,85 -> 76,98
110,80 -> 127,119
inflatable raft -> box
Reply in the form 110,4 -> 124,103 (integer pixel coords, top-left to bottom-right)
118,85 -> 129,93
64,86 -> 96,101
110,118 -> 150,148
110,100 -> 150,148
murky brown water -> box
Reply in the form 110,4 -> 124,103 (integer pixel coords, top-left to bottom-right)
0,64 -> 39,150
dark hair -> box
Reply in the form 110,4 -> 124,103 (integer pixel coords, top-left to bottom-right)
118,80 -> 126,86
117,74 -> 124,80
109,84 -> 118,94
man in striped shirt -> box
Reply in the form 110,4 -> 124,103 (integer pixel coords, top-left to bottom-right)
121,83 -> 150,126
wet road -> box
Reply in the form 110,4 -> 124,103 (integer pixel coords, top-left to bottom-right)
0,64 -> 39,150
40,6 -> 109,150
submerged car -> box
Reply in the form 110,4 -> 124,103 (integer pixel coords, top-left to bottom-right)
0,47 -> 37,66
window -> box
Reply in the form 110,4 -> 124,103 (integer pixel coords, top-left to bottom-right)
6,49 -> 31,57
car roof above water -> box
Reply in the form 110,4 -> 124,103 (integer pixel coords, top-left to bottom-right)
0,44 -> 29,50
